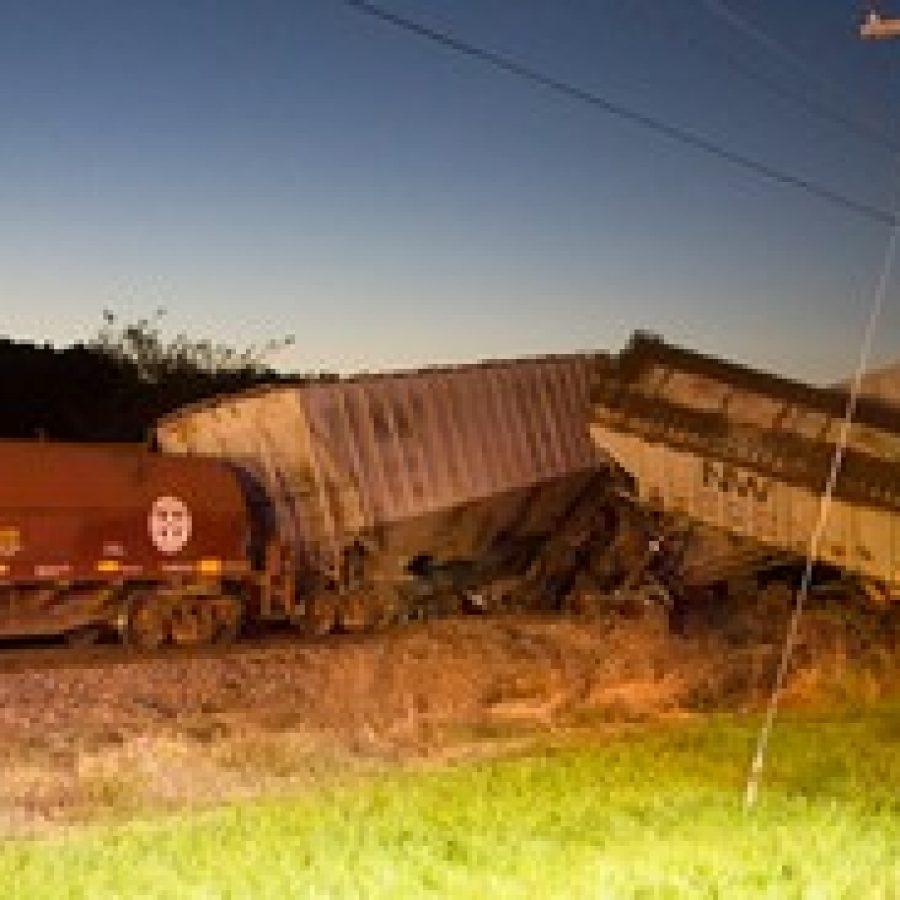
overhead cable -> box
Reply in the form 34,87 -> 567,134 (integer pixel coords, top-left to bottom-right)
698,0 -> 899,145
643,1 -> 900,156
341,0 -> 896,227
699,0 -> 841,78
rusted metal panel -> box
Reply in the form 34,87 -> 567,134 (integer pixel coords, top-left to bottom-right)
0,440 -> 250,585
156,355 -> 603,582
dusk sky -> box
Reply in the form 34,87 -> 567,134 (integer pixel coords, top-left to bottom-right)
3,1 -> 900,382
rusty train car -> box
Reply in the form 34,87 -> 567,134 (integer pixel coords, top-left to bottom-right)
0,441 -> 250,646
588,333 -> 900,605
0,352 -> 628,647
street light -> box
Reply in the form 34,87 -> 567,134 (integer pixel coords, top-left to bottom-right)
861,9 -> 900,39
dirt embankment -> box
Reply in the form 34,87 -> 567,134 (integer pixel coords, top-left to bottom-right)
0,601 -> 896,833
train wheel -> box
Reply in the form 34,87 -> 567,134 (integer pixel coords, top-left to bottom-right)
305,594 -> 338,636
210,593 -> 243,644
169,596 -> 215,648
125,591 -> 170,650
336,592 -> 371,633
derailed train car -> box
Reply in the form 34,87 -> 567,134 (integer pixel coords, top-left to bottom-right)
589,333 -> 900,606
155,354 -> 627,636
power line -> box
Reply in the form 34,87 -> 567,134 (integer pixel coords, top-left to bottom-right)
698,0 -> 899,144
640,2 -> 900,156
699,0 -> 836,78
341,0 -> 896,227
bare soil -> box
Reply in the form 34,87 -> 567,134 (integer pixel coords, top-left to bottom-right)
0,599 -> 896,834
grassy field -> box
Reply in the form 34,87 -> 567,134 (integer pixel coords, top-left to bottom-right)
1,704 -> 898,899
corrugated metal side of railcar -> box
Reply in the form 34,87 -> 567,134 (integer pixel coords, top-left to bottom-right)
301,356 -> 598,527
156,355 -> 603,576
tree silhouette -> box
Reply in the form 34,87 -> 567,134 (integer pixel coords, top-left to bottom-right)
0,311 -> 312,442
90,308 -> 295,382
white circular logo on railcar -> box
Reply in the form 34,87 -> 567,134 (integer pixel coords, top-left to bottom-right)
148,496 -> 192,554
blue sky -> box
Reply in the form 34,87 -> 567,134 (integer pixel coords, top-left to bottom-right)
2,0 -> 899,381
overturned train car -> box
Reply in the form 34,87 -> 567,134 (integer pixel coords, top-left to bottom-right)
589,333 -> 900,605
154,353 -> 625,637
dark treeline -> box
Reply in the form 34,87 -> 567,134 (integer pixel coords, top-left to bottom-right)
0,339 -> 270,442
0,312 -> 332,442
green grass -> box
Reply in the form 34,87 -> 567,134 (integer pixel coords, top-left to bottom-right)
2,705 -> 899,899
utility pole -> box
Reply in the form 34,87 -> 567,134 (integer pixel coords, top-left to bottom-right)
861,9 -> 900,39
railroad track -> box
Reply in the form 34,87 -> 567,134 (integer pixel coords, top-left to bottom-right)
0,606 -> 590,674
0,627 -> 389,675
0,609 -> 554,674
